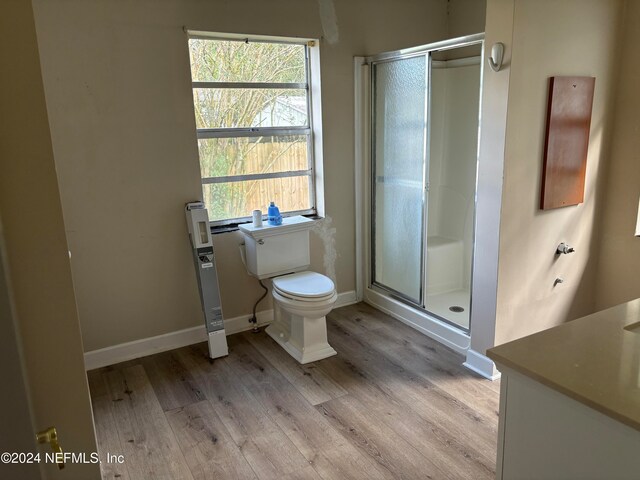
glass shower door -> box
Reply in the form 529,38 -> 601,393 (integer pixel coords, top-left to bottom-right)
371,56 -> 427,304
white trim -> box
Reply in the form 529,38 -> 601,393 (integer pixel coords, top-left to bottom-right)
308,39 -> 325,218
496,373 -> 508,479
364,288 -> 470,355
334,290 -> 358,308
467,4 -> 514,372
84,325 -> 207,371
83,309 -> 274,370
355,56 -> 372,305
463,348 -> 501,380
354,57 -> 366,302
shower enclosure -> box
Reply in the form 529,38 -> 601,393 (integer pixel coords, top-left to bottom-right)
367,34 -> 483,334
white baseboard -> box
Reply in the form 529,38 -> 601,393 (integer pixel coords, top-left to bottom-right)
84,325 -> 207,371
84,291 -> 358,371
84,309 -> 273,370
334,290 -> 358,308
464,348 -> 501,381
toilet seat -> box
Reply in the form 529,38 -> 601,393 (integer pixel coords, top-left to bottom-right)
272,271 -> 335,301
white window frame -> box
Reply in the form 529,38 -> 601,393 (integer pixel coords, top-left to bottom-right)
187,31 -> 325,227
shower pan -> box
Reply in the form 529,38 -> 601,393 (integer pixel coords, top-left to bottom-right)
363,34 -> 484,340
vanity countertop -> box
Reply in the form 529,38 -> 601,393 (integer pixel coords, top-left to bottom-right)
487,298 -> 640,432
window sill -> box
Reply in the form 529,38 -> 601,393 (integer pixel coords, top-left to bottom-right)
210,214 -> 323,235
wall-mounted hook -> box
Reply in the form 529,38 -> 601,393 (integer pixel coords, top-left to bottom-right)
488,42 -> 504,72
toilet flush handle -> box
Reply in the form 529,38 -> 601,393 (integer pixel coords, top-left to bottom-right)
257,239 -> 265,245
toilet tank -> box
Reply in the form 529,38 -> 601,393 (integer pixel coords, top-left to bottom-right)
239,216 -> 315,279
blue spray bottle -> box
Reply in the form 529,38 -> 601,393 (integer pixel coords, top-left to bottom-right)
267,201 -> 282,226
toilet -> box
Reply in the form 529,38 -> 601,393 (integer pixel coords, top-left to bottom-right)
239,216 -> 337,364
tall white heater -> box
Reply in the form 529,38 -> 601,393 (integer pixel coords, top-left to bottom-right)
185,202 -> 228,359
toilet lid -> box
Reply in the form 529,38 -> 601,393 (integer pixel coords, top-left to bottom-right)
272,271 -> 335,298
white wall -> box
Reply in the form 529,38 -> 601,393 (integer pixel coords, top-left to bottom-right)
428,61 -> 481,291
32,0 -> 451,351
466,0 -> 512,374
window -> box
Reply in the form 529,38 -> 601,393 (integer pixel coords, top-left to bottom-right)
187,33 -> 321,226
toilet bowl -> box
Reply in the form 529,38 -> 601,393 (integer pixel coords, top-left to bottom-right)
239,215 -> 338,364
267,271 -> 338,364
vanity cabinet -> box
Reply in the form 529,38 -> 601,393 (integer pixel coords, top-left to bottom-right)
488,299 -> 640,479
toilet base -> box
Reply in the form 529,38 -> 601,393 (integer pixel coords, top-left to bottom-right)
266,321 -> 337,364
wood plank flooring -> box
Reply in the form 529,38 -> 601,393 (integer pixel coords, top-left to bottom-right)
88,303 -> 499,480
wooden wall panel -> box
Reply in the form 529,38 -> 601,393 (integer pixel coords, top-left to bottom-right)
540,76 -> 595,210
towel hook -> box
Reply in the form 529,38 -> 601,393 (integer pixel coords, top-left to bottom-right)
488,42 -> 505,72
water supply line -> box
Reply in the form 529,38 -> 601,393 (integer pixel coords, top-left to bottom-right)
239,242 -> 268,333
250,280 -> 269,333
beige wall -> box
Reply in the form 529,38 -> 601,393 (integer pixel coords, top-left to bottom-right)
494,0 -> 623,345
30,0 -> 632,356
0,0 -> 99,477
448,0 -> 487,38
32,0 -> 452,351
595,0 -> 640,310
